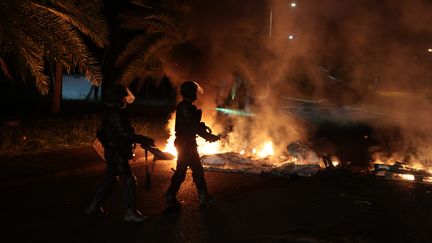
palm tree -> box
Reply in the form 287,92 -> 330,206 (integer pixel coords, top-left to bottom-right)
115,0 -> 183,90
0,0 -> 109,112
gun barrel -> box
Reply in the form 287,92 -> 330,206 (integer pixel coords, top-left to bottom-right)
143,145 -> 175,160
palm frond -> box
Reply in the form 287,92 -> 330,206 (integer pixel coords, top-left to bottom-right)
119,14 -> 179,32
129,0 -> 156,10
24,2 -> 102,83
32,1 -> 109,48
116,32 -> 174,66
117,2 -> 183,84
116,32 -> 178,84
119,55 -> 163,86
0,0 -> 108,93
19,44 -> 50,94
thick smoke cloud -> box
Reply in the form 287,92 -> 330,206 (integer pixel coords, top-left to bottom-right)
283,0 -> 432,166
163,0 -> 432,166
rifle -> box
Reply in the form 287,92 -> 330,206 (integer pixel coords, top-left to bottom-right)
141,144 -> 175,190
140,144 -> 175,160
92,138 -> 175,189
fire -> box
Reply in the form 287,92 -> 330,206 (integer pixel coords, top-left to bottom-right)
371,152 -> 432,172
163,115 -> 275,159
394,173 -> 415,181
197,137 -> 222,155
163,116 -> 223,157
163,118 -> 178,157
164,131 -> 178,157
257,141 -> 274,158
331,155 -> 340,167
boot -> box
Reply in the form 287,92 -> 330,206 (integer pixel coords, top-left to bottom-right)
198,191 -> 214,207
85,202 -> 108,216
124,209 -> 147,223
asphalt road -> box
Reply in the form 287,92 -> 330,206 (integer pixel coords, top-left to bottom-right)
2,158 -> 432,243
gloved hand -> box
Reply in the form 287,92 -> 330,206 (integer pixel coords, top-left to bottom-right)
205,134 -> 220,143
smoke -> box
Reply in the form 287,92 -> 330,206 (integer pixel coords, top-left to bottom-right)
291,0 -> 432,167
162,0 -> 432,166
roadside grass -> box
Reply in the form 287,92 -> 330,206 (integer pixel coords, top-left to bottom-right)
0,114 -> 170,157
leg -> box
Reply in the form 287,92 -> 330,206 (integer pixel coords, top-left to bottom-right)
118,161 -> 146,222
86,150 -> 119,215
189,149 -> 213,206
189,149 -> 207,193
166,156 -> 188,198
117,161 -> 136,211
163,150 -> 189,210
92,164 -> 118,205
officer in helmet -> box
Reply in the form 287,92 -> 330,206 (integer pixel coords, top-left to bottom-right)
165,81 -> 220,209
86,84 -> 155,222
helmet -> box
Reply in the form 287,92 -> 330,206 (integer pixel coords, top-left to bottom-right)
180,81 -> 203,100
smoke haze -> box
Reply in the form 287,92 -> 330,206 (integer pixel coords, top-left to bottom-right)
162,0 -> 432,166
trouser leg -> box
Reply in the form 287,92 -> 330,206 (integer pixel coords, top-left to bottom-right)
118,162 -> 137,210
91,163 -> 117,207
189,152 -> 207,193
166,160 -> 188,197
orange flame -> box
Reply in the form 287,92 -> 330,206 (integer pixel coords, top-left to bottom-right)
163,115 -> 275,159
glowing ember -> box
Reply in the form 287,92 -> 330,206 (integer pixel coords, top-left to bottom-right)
394,173 -> 415,181
331,155 -> 340,167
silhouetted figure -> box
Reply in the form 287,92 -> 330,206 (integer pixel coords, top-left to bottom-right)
165,81 -> 220,210
86,84 -> 155,222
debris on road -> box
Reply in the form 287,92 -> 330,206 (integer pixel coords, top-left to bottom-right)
201,152 -> 321,177
373,162 -> 432,184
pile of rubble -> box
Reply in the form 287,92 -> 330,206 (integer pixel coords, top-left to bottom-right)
200,141 -> 432,184
373,162 -> 432,183
200,141 -> 322,178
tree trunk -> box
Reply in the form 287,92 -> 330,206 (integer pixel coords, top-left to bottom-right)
51,62 -> 63,113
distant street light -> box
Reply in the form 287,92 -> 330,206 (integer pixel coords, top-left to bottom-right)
269,1 -> 297,38
428,48 -> 432,53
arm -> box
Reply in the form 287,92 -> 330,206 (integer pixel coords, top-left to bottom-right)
196,122 -> 220,142
109,111 -> 155,147
177,103 -> 219,142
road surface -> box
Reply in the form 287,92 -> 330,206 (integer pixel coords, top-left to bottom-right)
2,155 -> 432,243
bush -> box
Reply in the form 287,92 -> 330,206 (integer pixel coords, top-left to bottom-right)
0,114 -> 170,157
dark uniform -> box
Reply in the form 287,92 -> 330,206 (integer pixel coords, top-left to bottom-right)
165,81 -> 219,207
86,85 -> 154,222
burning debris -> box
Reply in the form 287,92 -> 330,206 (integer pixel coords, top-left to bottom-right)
200,141 -> 324,178
286,141 -> 321,165
200,152 -> 321,177
373,162 -> 432,183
